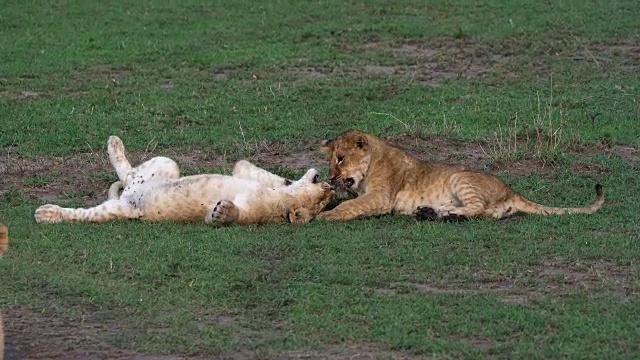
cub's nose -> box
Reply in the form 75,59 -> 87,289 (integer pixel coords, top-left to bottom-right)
344,178 -> 355,187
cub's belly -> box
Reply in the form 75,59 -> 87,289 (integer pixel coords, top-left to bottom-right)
394,190 -> 455,215
133,175 -> 265,222
137,180 -> 224,222
142,199 -> 214,221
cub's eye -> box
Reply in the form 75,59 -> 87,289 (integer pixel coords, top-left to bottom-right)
337,155 -> 344,165
312,174 -> 320,183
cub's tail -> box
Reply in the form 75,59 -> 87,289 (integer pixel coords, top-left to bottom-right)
0,223 -> 7,257
511,184 -> 604,215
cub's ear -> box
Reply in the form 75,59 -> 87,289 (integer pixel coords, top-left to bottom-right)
321,139 -> 333,153
355,135 -> 367,149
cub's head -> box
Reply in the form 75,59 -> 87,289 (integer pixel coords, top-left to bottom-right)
286,169 -> 335,224
321,130 -> 372,198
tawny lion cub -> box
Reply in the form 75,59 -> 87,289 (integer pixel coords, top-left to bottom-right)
317,130 -> 603,221
35,136 -> 334,226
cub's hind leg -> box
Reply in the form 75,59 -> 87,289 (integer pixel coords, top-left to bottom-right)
35,200 -> 141,223
120,156 -> 180,198
108,136 -> 134,184
108,136 -> 179,196
129,157 -> 180,183
437,196 -> 485,220
433,172 -> 511,220
204,200 -> 240,226
433,189 -> 486,220
232,160 -> 292,188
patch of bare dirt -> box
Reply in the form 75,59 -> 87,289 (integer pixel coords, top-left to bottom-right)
362,38 -> 506,85
294,37 -> 527,87
609,145 -> 640,162
570,162 -> 609,177
3,306 -> 424,360
0,65 -> 136,101
281,345 -> 426,360
248,140 -> 326,170
2,307 -> 206,360
0,90 -> 47,101
448,336 -> 494,351
289,38 -> 640,87
283,37 -> 519,86
535,259 -> 638,297
370,277 -> 517,298
369,260 -> 638,305
569,44 -> 640,72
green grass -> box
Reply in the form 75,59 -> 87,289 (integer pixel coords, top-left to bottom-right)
1,1 -> 639,358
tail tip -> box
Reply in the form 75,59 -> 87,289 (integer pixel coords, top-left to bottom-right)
595,183 -> 603,196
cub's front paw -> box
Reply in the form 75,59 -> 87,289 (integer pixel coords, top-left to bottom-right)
413,206 -> 438,221
35,204 -> 64,224
205,200 -> 239,225
315,210 -> 342,221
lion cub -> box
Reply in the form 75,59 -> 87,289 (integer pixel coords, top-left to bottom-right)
35,136 -> 334,226
317,130 -> 603,221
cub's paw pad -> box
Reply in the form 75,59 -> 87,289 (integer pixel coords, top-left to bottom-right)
442,213 -> 468,222
413,206 -> 438,221
108,136 -> 125,155
208,200 -> 238,224
34,204 -> 64,223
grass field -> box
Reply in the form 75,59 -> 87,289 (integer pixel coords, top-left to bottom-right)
1,1 -> 639,359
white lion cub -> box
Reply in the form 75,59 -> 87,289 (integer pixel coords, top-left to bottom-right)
35,136 -> 334,225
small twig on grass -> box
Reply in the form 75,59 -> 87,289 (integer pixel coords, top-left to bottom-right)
573,35 -> 601,69
145,137 -> 158,158
238,120 -> 248,149
370,112 -> 410,130
399,72 -> 416,93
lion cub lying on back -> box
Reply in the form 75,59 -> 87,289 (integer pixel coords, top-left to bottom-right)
35,136 -> 334,225
317,130 -> 603,221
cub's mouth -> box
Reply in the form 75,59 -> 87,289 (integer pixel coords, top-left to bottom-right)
329,177 -> 358,197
